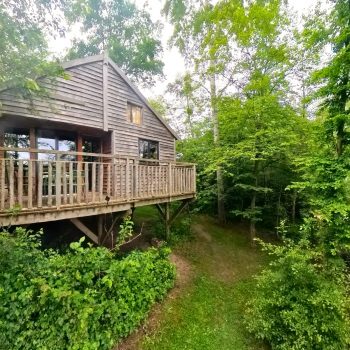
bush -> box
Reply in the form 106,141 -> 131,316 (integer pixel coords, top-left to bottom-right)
0,228 -> 175,350
245,239 -> 350,350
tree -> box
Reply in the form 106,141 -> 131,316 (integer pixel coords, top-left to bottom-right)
64,0 -> 164,86
0,1 -> 65,96
163,0 -> 238,223
297,0 -> 350,253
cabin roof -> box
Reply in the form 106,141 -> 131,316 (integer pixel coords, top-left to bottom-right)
62,54 -> 179,140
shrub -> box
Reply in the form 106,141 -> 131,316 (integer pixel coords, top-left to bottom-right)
0,228 -> 175,350
245,239 -> 350,350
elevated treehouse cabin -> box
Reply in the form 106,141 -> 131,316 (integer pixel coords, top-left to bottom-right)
0,54 -> 196,245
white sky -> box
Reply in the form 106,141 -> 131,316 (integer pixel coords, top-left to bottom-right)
48,0 -> 320,98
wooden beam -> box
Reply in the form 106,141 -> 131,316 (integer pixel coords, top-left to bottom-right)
155,203 -> 165,220
165,202 -> 170,240
169,200 -> 190,227
98,215 -> 103,244
70,218 -> 98,244
77,134 -> 83,162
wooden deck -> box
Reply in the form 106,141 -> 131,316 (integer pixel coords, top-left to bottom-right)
0,148 -> 196,227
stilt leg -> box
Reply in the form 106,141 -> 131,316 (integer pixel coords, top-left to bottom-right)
98,215 -> 103,245
165,202 -> 170,240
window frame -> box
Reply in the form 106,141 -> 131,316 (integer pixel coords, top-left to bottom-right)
127,102 -> 143,125
138,139 -> 159,160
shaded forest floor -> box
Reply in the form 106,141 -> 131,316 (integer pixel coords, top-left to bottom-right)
117,209 -> 270,350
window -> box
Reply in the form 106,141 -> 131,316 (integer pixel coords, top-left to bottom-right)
139,139 -> 159,160
37,129 -> 76,161
4,128 -> 30,159
127,102 -> 142,125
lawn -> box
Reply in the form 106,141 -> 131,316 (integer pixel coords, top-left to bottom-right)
118,208 -> 269,350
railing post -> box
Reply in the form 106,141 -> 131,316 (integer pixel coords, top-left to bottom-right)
168,162 -> 172,197
134,159 -> 139,199
27,160 -> 33,209
56,155 -> 61,208
0,160 -> 5,209
126,157 -> 130,201
193,165 -> 196,193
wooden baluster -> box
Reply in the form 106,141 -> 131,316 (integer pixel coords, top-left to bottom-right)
38,161 -> 43,208
77,162 -> 82,204
17,160 -> 23,208
0,160 -> 5,209
62,161 -> 67,204
27,161 -> 33,209
48,162 -> 52,207
125,158 -> 130,201
8,160 -> 14,208
168,163 -> 172,197
92,162 -> 96,202
99,162 -> 103,202
69,162 -> 74,205
56,156 -> 61,208
134,160 -> 139,199
113,159 -> 117,199
107,163 -> 111,197
158,166 -> 161,195
150,166 -> 155,197
84,162 -> 89,203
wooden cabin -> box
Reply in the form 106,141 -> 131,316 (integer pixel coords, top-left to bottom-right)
0,54 -> 196,244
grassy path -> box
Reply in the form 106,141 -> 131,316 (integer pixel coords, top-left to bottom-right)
119,214 -> 268,350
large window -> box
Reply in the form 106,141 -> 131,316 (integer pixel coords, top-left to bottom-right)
127,102 -> 142,125
37,129 -> 76,160
139,139 -> 159,160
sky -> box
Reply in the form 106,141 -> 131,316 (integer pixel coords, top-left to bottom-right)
48,0 -> 320,98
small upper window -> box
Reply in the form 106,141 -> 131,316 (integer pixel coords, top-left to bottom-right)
127,102 -> 142,125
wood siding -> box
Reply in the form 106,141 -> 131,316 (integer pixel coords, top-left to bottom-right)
0,57 -> 176,161
0,62 -> 104,129
107,64 -> 175,161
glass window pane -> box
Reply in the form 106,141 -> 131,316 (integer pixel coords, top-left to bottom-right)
4,130 -> 30,159
139,139 -> 158,160
59,140 -> 76,161
128,103 -> 142,125
37,137 -> 56,160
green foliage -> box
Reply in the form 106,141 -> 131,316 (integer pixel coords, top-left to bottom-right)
117,215 -> 134,247
64,0 -> 163,86
245,240 -> 350,350
0,228 -> 175,349
0,1 -> 65,95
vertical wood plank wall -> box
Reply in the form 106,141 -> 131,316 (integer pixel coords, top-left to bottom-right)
107,64 -> 175,161
0,62 -> 104,129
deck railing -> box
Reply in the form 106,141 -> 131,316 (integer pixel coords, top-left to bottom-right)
0,148 -> 196,212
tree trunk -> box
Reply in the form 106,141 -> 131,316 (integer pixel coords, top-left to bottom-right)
291,190 -> 297,224
250,159 -> 259,244
250,191 -> 256,244
210,62 -> 225,223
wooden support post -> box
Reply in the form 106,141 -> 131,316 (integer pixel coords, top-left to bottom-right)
70,218 -> 98,244
98,215 -> 103,245
157,199 -> 191,241
155,203 -> 165,220
165,202 -> 170,240
77,134 -> 83,162
169,200 -> 190,226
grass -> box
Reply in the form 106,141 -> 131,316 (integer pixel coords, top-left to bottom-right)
121,208 -> 269,350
